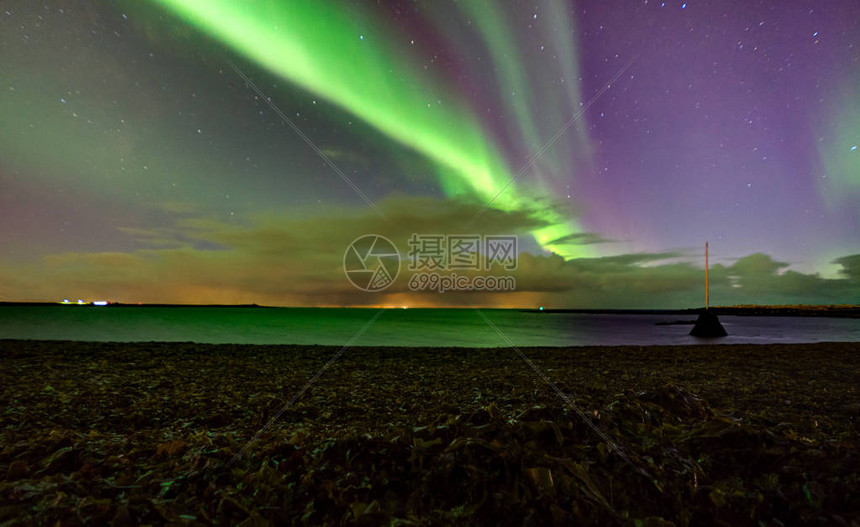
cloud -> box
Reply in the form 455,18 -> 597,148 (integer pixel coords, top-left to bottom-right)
833,254 -> 860,281
729,253 -> 789,276
544,232 -> 616,246
699,252 -> 860,306
0,197 -> 858,308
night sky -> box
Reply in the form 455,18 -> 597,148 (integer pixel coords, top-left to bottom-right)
1,0 -> 858,307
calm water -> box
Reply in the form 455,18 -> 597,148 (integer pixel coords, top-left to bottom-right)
0,306 -> 858,347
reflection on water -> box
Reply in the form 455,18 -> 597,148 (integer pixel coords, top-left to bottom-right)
0,306 -> 858,347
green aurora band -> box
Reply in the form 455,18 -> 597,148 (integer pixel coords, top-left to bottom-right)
149,0 -> 594,258
457,0 -> 593,191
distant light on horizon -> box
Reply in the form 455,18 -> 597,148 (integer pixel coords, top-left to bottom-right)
92,301 -> 109,306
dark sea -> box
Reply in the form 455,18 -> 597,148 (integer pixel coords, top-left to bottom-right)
1,306 -> 858,347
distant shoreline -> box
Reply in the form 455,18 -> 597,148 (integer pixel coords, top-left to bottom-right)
522,305 -> 860,318
1,302 -> 857,317
0,302 -> 269,309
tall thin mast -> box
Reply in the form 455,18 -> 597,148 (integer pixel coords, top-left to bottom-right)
690,240 -> 727,336
705,242 -> 710,310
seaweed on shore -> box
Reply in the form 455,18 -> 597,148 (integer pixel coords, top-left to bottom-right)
1,341 -> 858,525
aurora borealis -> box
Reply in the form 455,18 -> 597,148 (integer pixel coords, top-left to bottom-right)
1,0 -> 859,307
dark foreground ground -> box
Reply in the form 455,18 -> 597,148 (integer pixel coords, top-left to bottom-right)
1,341 -> 858,526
